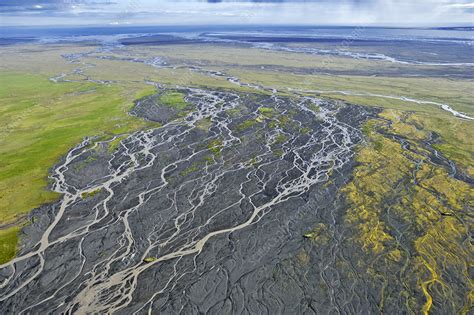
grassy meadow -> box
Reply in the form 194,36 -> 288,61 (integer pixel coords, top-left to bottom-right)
0,72 -> 157,263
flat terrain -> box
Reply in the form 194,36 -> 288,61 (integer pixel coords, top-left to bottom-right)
0,35 -> 472,314
0,70 -> 157,264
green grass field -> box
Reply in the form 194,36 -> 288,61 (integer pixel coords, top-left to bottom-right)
160,91 -> 188,110
0,72 -> 157,263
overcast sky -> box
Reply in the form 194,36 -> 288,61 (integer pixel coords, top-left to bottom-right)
0,0 -> 473,27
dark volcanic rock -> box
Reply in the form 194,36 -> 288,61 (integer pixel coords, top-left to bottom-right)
0,88 -> 378,314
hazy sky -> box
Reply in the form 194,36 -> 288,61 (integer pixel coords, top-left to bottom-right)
0,0 -> 473,27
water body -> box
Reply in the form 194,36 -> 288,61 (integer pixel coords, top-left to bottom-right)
2,25 -> 473,65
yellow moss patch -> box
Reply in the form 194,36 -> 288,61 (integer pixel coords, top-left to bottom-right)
296,249 -> 310,266
303,223 -> 330,245
196,117 -> 212,131
343,110 -> 472,313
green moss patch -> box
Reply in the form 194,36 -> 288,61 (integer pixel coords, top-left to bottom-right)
159,91 -> 188,110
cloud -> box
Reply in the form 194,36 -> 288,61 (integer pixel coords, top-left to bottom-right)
445,2 -> 474,13
0,1 -> 115,14
0,0 -> 473,26
448,2 -> 474,7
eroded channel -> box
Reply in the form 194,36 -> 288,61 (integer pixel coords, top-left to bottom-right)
0,86 -> 377,313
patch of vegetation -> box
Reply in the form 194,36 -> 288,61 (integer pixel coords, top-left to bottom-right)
236,119 -> 258,132
296,249 -> 310,266
300,127 -> 311,134
361,120 -> 377,136
204,155 -> 215,164
196,117 -> 212,131
81,188 -> 102,200
143,257 -> 157,263
180,155 -> 216,176
304,101 -> 320,113
273,149 -> 284,157
268,120 -> 278,129
159,91 -> 188,110
380,111 -> 427,140
0,225 -> 21,264
85,155 -> 98,163
180,163 -> 200,177
255,116 -> 265,123
303,223 -> 330,244
379,110 -> 473,176
229,69 -> 474,116
208,139 -> 224,157
0,72 -> 157,262
373,139 -> 383,151
107,135 -> 129,153
276,115 -> 297,130
273,134 -> 289,145
343,113 -> 472,314
413,115 -> 473,177
225,107 -> 241,118
258,107 -> 276,117
249,156 -> 258,166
